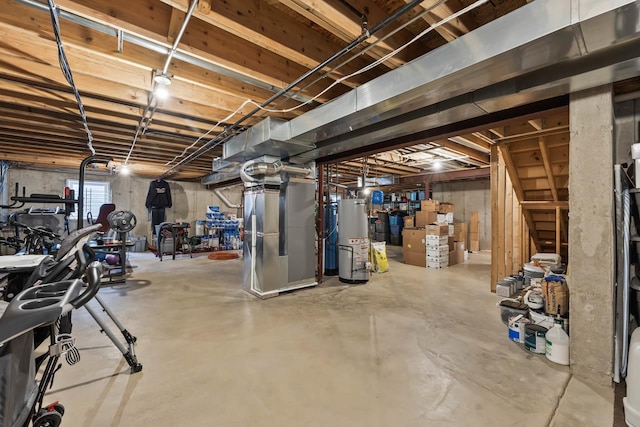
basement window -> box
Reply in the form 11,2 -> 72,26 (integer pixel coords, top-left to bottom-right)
65,179 -> 111,221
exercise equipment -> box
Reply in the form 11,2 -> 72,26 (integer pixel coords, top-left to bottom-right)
95,210 -> 137,283
0,261 -> 102,427
107,210 -> 137,233
0,225 -> 142,374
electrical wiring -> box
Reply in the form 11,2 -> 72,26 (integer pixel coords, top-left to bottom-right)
163,0 -> 488,173
46,0 -> 95,156
0,161 -> 8,195
124,89 -> 159,166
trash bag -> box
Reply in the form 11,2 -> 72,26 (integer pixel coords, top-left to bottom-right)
371,241 -> 389,273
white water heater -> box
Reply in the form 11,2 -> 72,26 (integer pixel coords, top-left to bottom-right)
338,199 -> 369,284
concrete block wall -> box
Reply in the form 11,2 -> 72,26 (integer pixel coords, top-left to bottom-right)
6,168 -> 243,243
431,179 -> 491,250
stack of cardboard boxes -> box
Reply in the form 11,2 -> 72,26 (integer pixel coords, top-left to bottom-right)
402,228 -> 426,267
402,198 -> 469,268
425,224 -> 449,269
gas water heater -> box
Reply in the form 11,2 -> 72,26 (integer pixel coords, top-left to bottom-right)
338,199 -> 369,284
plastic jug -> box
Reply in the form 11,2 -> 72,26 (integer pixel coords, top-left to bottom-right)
625,328 -> 640,426
545,324 -> 569,365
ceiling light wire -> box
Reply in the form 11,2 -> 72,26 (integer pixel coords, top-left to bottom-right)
163,0 -> 487,175
123,0 -> 198,167
46,0 -> 95,155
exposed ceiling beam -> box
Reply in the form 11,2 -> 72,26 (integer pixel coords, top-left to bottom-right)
159,0 -> 385,86
399,166 -> 489,185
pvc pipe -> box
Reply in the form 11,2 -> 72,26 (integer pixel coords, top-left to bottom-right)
214,188 -> 240,209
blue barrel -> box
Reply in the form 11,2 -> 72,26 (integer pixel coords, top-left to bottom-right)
324,204 -> 339,276
371,189 -> 384,205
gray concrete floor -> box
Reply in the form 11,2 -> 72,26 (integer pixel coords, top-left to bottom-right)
44,248 -> 614,426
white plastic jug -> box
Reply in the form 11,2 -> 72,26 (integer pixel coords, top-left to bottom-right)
545,325 -> 569,365
625,328 -> 640,426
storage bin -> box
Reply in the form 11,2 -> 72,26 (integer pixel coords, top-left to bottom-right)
131,236 -> 147,252
497,299 -> 529,325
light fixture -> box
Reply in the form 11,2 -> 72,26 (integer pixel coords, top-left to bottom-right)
433,160 -> 442,170
153,71 -> 173,85
154,84 -> 170,100
363,187 -> 371,195
119,164 -> 130,175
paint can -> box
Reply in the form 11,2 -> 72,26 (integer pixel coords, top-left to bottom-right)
530,310 -> 570,335
524,324 -> 548,354
508,315 -> 530,344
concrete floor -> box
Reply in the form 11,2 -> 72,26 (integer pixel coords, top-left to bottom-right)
44,248 -> 614,426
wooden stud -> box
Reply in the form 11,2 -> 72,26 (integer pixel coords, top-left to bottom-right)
505,172 -> 514,276
513,192 -> 521,273
538,137 -> 559,201
497,149 -> 506,282
498,144 -> 524,202
520,201 -> 569,209
491,145 -> 499,292
555,206 -> 561,255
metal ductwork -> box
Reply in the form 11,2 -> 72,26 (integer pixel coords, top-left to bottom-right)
288,0 -> 640,161
240,158 -> 312,183
216,0 -> 640,168
223,117 -> 314,162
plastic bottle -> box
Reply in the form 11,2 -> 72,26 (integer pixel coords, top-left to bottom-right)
545,324 -> 570,365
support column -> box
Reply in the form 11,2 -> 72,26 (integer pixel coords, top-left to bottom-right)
569,85 -> 615,387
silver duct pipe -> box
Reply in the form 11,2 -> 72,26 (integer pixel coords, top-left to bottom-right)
213,188 -> 241,209
240,159 -> 312,183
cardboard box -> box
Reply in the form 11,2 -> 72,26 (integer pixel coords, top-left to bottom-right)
404,216 -> 415,228
448,250 -> 458,266
470,211 -> 480,233
448,236 -> 455,248
427,254 -> 449,263
453,223 -> 468,244
439,202 -> 455,213
428,260 -> 448,269
425,235 -> 448,248
427,245 -> 449,257
448,224 -> 454,237
421,199 -> 440,212
403,250 -> 426,267
470,241 -> 480,252
425,223 -> 449,237
416,210 -> 438,228
437,213 -> 454,223
402,229 -> 426,253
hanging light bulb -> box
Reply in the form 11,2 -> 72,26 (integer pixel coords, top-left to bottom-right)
154,84 -> 170,100
119,164 -> 130,175
433,160 -> 442,170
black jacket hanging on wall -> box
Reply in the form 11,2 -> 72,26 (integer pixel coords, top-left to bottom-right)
145,179 -> 172,209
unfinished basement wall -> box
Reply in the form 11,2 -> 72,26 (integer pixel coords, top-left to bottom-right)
6,168 -> 243,242
432,179 -> 491,250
